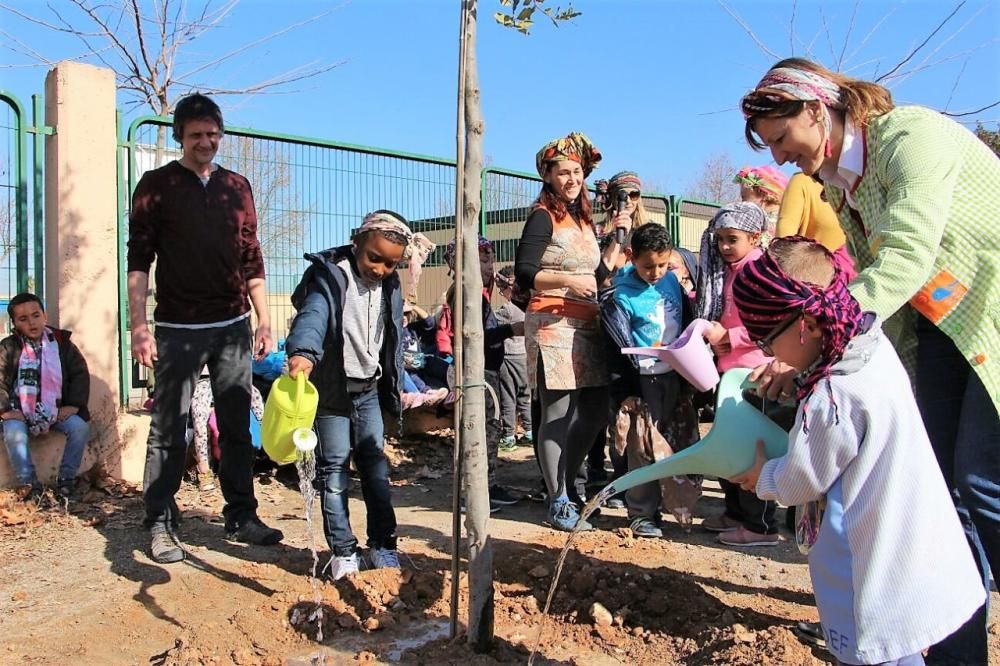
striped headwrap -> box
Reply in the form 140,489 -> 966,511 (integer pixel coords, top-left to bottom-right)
443,234 -> 493,275
741,66 -> 845,118
356,209 -> 427,259
732,236 -> 865,408
695,203 -> 767,322
535,131 -> 603,178
595,170 -> 642,214
734,165 -> 789,202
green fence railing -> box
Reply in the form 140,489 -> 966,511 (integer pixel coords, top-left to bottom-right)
118,117 -> 461,404
117,116 -> 722,406
0,90 -> 49,318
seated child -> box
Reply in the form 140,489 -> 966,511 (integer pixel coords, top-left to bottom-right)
399,303 -> 448,410
0,293 -> 90,500
730,237 -> 984,666
612,223 -> 694,538
494,267 -> 532,450
286,210 -> 417,580
696,202 -> 779,546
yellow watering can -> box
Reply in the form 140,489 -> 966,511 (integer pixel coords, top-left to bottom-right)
261,372 -> 319,465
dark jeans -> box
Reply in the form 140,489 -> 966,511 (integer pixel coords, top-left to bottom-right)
314,388 -> 397,556
485,368 -> 501,486
916,317 -> 998,666
627,373 -> 681,519
143,320 -> 258,529
719,478 -> 778,535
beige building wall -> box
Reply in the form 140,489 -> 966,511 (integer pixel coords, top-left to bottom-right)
1,61 -> 150,488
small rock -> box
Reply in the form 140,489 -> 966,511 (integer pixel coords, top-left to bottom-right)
631,626 -> 644,637
11,591 -> 27,602
733,623 -> 756,644
989,622 -> 1000,636
362,617 -> 381,631
337,614 -> 354,628
589,602 -> 613,627
527,565 -> 550,579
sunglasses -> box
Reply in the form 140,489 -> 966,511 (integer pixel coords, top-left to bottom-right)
627,191 -> 641,201
755,311 -> 801,357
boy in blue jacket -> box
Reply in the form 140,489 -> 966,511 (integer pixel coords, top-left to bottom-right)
286,210 -> 416,580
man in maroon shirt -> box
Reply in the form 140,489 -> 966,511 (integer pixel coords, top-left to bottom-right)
127,93 -> 282,564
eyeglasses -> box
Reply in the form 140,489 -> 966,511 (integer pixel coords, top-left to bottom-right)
627,191 -> 641,201
755,311 -> 800,357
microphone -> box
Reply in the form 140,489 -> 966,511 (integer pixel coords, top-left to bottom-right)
614,189 -> 629,245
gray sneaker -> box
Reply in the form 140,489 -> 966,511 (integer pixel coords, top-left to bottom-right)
630,517 -> 663,538
150,524 -> 185,563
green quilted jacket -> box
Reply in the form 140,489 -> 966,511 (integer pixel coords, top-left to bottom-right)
823,105 -> 1000,415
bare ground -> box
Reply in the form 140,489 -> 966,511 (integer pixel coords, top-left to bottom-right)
1,429 -> 997,665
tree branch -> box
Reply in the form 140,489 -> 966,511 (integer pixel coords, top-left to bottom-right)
875,1 -> 965,82
716,0 -> 780,60
942,100 -> 1000,117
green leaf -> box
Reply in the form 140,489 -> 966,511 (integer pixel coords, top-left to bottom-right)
516,7 -> 533,20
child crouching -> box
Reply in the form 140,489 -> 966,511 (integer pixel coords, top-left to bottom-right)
286,210 -> 421,580
730,237 -> 984,665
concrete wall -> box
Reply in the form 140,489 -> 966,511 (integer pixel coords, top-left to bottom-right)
0,61 -> 149,488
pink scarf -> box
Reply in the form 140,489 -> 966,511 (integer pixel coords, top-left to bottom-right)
17,328 -> 63,435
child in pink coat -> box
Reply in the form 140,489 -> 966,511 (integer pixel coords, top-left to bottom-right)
696,203 -> 780,547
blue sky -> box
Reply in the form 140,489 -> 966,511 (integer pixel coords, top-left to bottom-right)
2,0 -> 998,195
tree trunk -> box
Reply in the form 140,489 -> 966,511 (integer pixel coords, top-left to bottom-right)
459,0 -> 494,652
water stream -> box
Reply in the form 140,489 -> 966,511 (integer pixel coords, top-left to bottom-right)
527,484 -> 618,666
294,451 -> 324,643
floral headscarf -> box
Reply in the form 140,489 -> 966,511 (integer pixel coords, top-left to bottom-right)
535,131 -> 602,178
734,166 -> 789,203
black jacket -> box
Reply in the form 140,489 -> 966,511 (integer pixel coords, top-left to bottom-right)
285,246 -> 405,417
0,329 -> 91,421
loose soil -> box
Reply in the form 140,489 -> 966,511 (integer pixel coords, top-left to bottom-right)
2,429 -> 997,665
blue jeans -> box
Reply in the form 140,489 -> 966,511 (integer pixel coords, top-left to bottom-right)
314,388 -> 397,556
3,414 -> 90,484
915,317 -> 998,666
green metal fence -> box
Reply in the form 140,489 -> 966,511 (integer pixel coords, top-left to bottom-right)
0,90 -> 49,326
117,116 -> 722,406
118,117 -> 460,404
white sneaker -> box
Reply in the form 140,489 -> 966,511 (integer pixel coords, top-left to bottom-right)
369,547 -> 400,570
327,552 -> 360,580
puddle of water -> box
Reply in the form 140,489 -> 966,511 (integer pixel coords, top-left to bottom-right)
284,618 -> 451,664
384,618 -> 451,661
528,484 -> 617,666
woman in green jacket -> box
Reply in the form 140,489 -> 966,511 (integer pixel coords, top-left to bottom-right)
741,57 -> 1000,665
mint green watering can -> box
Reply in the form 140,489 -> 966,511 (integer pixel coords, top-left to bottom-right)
606,368 -> 790,494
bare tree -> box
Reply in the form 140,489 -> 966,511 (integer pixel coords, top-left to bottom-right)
221,137 -> 308,292
685,152 -> 739,204
445,0 -> 580,651
0,0 -> 345,114
716,0 -> 999,118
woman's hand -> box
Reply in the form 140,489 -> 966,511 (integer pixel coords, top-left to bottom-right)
609,210 -> 633,242
730,441 -> 767,492
564,274 -> 598,300
750,359 -> 799,402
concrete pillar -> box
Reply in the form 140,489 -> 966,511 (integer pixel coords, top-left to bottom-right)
30,61 -> 146,484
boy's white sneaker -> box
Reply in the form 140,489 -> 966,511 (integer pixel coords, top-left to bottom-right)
327,552 -> 360,580
369,547 -> 401,570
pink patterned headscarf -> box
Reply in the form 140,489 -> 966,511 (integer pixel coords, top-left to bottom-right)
732,236 -> 865,410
